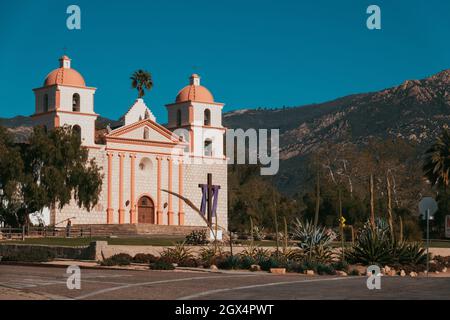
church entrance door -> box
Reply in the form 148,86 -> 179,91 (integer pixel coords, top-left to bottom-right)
137,196 -> 155,224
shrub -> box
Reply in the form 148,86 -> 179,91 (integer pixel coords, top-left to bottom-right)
160,242 -> 194,263
434,255 -> 450,267
291,219 -> 336,263
1,250 -> 55,262
395,242 -> 427,266
185,229 -> 209,245
199,245 -> 223,267
133,253 -> 158,264
217,255 -> 240,270
178,258 -> 200,268
349,269 -> 361,276
316,263 -> 336,275
241,246 -> 270,261
150,260 -> 175,270
331,260 -> 349,272
252,225 -> 266,241
101,253 -> 133,266
258,256 -> 283,271
239,255 -> 256,270
286,261 -> 304,273
347,220 -> 395,266
348,219 -> 428,267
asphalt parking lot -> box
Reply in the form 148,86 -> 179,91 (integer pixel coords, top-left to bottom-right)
0,265 -> 449,300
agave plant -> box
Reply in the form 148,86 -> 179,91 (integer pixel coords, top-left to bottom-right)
291,219 -> 336,263
347,221 -> 395,266
252,225 -> 266,241
160,241 -> 194,263
348,219 -> 428,266
240,245 -> 271,261
199,244 -> 224,266
395,241 -> 427,266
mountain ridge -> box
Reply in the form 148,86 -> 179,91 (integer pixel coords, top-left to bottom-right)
2,69 -> 450,194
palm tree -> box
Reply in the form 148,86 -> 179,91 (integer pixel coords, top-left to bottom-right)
423,128 -> 450,190
130,70 -> 153,98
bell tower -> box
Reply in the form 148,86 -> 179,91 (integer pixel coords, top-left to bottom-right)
32,55 -> 97,146
165,74 -> 225,158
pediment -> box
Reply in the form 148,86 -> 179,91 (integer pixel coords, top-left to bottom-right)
106,119 -> 182,145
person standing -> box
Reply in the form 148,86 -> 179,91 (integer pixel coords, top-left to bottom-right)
66,219 -> 72,238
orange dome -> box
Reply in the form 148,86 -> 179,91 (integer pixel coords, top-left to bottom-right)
43,56 -> 86,87
175,74 -> 214,103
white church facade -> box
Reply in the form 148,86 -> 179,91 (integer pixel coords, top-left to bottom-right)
31,56 -> 228,230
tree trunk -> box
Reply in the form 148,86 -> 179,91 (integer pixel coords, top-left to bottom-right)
386,172 -> 394,239
370,174 -> 375,229
314,172 -> 320,229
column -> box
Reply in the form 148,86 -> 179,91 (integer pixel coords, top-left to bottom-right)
178,159 -> 184,225
156,156 -> 163,225
167,157 -> 173,225
106,152 -> 114,224
129,153 -> 136,224
118,152 -> 125,224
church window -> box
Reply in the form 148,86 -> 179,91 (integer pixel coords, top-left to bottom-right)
204,109 -> 211,126
144,110 -> 150,119
43,94 -> 49,112
204,139 -> 212,157
143,127 -> 149,140
72,125 -> 81,142
72,93 -> 80,112
176,109 -> 182,126
139,157 -> 153,174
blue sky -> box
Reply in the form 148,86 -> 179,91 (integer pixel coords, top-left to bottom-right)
1,0 -> 450,122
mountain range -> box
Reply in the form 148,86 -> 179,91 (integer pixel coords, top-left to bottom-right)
2,69 -> 450,195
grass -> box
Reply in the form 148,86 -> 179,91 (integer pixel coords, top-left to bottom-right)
1,238 -> 449,248
0,237 -> 185,246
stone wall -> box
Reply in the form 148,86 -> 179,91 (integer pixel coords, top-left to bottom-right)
0,243 -> 95,260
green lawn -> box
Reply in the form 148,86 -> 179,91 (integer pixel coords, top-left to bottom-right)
1,237 -> 449,248
0,237 -> 185,246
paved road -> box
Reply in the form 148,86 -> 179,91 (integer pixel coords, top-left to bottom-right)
0,265 -> 449,300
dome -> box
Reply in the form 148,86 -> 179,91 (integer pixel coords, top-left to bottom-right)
175,74 -> 214,103
43,56 -> 86,87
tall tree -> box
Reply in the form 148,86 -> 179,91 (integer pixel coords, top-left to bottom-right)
0,125 -> 103,227
130,69 -> 153,98
423,128 -> 450,234
0,126 -> 24,226
423,128 -> 450,190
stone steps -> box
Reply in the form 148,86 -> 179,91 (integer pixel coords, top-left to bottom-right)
70,224 -> 207,237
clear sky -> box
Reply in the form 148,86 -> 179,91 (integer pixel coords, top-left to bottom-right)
1,0 -> 450,123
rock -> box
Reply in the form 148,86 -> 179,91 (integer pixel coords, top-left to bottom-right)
384,265 -> 391,274
409,272 -> 418,277
305,270 -> 315,276
442,267 -> 448,273
435,271 -> 440,274
400,270 -> 406,277
210,264 -> 218,270
336,271 -> 347,276
250,264 -> 261,272
270,268 -> 286,274
389,270 -> 397,276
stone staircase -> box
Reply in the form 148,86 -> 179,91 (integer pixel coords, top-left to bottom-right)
70,224 -> 208,238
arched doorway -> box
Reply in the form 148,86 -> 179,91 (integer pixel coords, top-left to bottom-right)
137,196 -> 155,224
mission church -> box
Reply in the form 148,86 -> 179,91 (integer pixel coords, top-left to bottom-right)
31,55 -> 228,231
